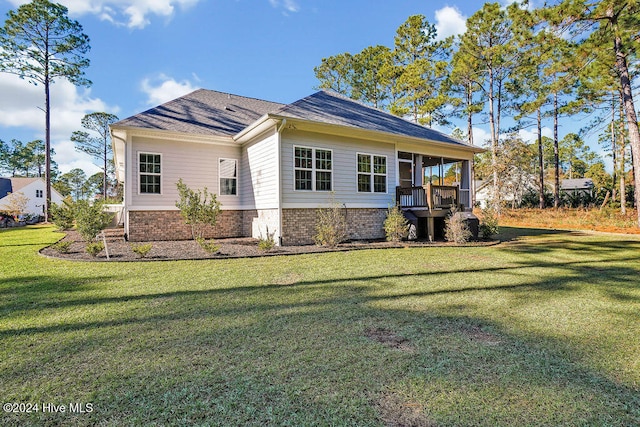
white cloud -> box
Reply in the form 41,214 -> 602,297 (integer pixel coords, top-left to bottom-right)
6,0 -> 202,29
0,73 -> 118,174
140,74 -> 199,105
518,127 -> 553,144
434,6 -> 467,40
268,0 -> 300,15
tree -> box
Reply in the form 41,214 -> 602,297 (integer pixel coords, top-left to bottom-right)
543,0 -> 640,225
456,3 -> 515,208
391,15 -> 452,126
0,192 -> 29,218
71,112 -> 119,198
59,168 -> 87,201
314,53 -> 355,97
0,0 -> 91,222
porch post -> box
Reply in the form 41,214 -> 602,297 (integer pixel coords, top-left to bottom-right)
414,154 -> 423,187
461,160 -> 471,210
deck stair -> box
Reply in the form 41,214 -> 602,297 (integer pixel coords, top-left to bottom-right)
101,227 -> 126,242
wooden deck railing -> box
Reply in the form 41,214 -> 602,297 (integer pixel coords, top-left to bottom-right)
396,184 -> 460,209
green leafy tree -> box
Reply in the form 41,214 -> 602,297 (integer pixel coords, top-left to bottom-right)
314,53 -> 355,97
59,168 -> 87,201
71,112 -> 119,198
0,0 -> 91,221
391,15 -> 452,127
175,178 -> 222,241
75,200 -> 112,242
456,3 -> 515,208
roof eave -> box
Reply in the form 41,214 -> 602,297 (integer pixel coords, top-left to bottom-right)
259,114 -> 485,154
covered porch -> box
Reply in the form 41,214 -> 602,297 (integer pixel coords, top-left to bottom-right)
395,151 -> 474,241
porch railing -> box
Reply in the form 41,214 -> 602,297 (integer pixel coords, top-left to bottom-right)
396,184 -> 460,210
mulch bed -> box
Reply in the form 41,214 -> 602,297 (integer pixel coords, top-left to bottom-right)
40,230 -> 499,262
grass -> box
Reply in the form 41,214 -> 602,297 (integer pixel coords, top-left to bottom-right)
1,224 -> 639,426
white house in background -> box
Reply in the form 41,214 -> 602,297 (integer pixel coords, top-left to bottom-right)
111,89 -> 483,245
0,177 -> 64,216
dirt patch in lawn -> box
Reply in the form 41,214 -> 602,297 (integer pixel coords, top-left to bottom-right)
365,327 -> 415,353
377,393 -> 437,427
41,230 -> 499,262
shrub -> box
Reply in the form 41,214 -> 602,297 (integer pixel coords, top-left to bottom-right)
196,237 -> 219,254
175,178 -> 221,241
445,208 -> 472,244
384,205 -> 409,242
85,242 -> 104,257
49,198 -> 75,230
258,228 -> 276,252
75,200 -> 114,243
479,207 -> 499,239
314,198 -> 347,247
51,240 -> 72,254
131,243 -> 153,258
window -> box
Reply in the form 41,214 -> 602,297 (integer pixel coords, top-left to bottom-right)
219,158 -> 237,195
294,146 -> 332,191
139,153 -> 161,194
357,153 -> 386,193
35,189 -> 43,198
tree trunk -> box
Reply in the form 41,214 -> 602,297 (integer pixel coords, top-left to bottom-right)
44,58 -> 51,222
488,67 -> 499,209
611,93 -> 617,203
467,83 -> 474,145
553,90 -> 560,209
613,13 -> 640,226
619,93 -> 626,214
537,108 -> 545,209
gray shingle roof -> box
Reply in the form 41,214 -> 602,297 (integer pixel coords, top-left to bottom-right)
114,89 -> 472,148
113,89 -> 285,136
273,91 -> 470,146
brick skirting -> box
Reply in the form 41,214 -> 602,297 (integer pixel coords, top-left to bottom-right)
128,210 -> 256,242
281,208 -> 387,246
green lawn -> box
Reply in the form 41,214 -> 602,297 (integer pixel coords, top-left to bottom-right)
1,225 -> 639,426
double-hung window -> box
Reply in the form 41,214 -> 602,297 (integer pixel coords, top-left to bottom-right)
294,146 -> 332,191
35,189 -> 43,198
357,153 -> 387,193
219,158 -> 238,196
139,153 -> 162,194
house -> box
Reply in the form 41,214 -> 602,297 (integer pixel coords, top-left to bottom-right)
0,177 -> 64,217
474,173 -> 538,209
560,178 -> 594,197
111,89 -> 483,245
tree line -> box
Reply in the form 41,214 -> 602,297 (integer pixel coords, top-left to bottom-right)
314,1 -> 640,222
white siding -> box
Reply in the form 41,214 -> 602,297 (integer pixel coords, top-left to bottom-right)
281,130 -> 396,208
241,130 -> 279,210
130,137 -> 242,210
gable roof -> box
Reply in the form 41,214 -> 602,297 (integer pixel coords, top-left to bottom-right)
113,88 -> 477,150
9,177 -> 39,192
113,89 -> 285,136
272,91 -> 471,147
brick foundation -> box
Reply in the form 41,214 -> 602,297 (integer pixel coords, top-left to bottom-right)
128,210 -> 255,242
281,208 -> 387,246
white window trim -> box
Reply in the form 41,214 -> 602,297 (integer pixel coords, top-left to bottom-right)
293,145 -> 333,192
356,152 -> 388,194
137,151 -> 163,195
219,158 -> 239,196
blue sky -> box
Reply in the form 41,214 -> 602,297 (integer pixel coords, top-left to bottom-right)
1,0 -> 557,176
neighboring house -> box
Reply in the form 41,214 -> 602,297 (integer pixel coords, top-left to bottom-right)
111,89 -> 483,245
0,177 -> 64,216
560,178 -> 594,197
475,173 -> 537,209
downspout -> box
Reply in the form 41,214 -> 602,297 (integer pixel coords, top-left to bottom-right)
111,130 -> 129,239
276,119 -> 287,246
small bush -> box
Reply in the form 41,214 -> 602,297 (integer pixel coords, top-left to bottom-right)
176,179 -> 222,240
75,200 -> 114,242
445,208 -> 472,244
384,205 -> 409,242
50,198 -> 75,230
314,198 -> 347,247
85,242 -> 104,257
258,228 -> 276,252
196,237 -> 219,254
479,207 -> 499,239
131,243 -> 153,258
51,240 -> 72,254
